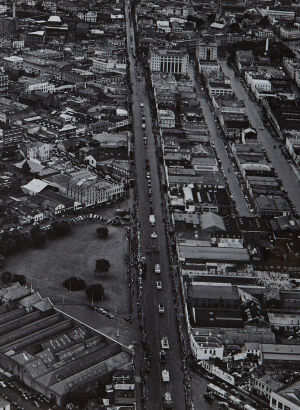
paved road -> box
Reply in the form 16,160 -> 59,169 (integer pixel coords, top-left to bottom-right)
189,63 -> 252,217
125,2 -> 186,409
220,61 -> 300,214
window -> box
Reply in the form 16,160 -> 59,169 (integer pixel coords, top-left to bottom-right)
278,403 -> 283,410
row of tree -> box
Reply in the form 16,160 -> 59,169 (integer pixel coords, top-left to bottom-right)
63,277 -> 104,301
0,221 -> 72,259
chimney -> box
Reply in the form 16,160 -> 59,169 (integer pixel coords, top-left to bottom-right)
265,38 -> 269,53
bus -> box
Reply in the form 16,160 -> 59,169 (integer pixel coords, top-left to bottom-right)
207,383 -> 227,399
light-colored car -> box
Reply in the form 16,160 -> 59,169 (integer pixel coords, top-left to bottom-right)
161,337 -> 169,349
158,304 -> 165,314
155,264 -> 161,274
156,281 -> 162,290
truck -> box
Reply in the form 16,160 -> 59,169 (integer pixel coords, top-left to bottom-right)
162,369 -> 170,382
149,214 -> 155,226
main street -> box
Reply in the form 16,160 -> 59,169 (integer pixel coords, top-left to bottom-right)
220,61 -> 300,214
125,2 -> 186,409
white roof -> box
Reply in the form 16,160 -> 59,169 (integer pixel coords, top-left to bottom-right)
21,179 -> 48,194
29,31 -> 45,36
210,22 -> 225,29
48,15 -> 61,23
3,56 -> 23,62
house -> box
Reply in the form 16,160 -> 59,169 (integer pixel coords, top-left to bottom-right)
19,142 -> 51,161
190,334 -> 224,361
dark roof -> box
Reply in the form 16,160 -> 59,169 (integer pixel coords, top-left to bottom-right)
189,307 -> 244,328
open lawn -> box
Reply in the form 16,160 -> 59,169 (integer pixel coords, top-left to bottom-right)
1,222 -> 135,344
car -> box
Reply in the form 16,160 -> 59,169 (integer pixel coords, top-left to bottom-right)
158,304 -> 165,314
156,280 -> 162,290
140,103 -> 144,107
160,350 -> 166,362
155,264 -> 161,274
151,232 -> 157,239
161,337 -> 169,349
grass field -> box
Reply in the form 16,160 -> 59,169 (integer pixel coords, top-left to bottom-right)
1,221 -> 135,344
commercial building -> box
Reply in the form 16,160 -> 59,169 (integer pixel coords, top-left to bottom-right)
196,41 -> 218,61
150,47 -> 189,74
259,344 -> 300,366
270,380 -> 300,410
45,170 -> 124,207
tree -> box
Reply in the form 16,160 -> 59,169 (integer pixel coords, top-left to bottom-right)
1,271 -> 12,284
96,226 -> 108,239
63,277 -> 86,291
95,259 -> 110,273
86,284 -> 104,301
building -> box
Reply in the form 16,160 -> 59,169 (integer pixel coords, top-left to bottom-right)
270,380 -> 300,410
0,397 -> 10,410
20,142 -> 51,162
26,31 -> 45,47
85,11 -> 97,22
207,79 -> 233,97
196,41 -> 218,61
259,344 -> 300,366
253,374 -> 285,400
0,284 -> 133,407
280,24 -> 300,40
150,47 -> 189,74
0,123 -> 23,151
158,109 -> 175,128
190,334 -> 224,361
0,72 -> 8,97
19,77 -> 55,94
3,56 -> 24,70
45,170 -> 124,206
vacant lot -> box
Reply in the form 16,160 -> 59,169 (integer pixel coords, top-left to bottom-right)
1,222 -> 135,344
